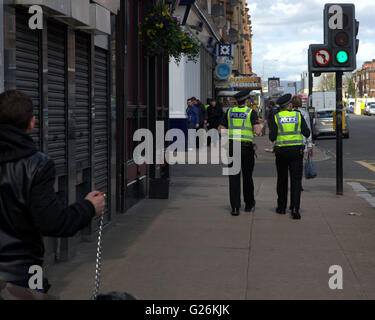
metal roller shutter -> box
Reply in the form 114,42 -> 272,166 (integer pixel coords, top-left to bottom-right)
94,47 -> 110,224
16,12 -> 41,149
75,32 -> 91,170
48,22 -> 67,175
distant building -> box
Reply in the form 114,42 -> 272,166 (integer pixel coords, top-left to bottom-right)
280,81 -> 302,95
352,60 -> 375,98
301,72 -> 309,94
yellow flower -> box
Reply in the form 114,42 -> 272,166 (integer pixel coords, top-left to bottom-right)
162,11 -> 167,16
155,23 -> 164,29
182,45 -> 185,49
147,29 -> 155,38
145,17 -> 149,21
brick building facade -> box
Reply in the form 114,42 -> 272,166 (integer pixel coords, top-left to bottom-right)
353,60 -> 375,98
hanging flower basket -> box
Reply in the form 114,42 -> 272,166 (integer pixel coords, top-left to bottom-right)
139,1 -> 200,64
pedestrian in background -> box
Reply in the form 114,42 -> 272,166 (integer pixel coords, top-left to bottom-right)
207,98 -> 224,146
267,100 -> 279,124
291,95 -> 313,198
265,101 -> 279,153
292,95 -> 313,155
207,98 -> 224,130
0,90 -> 105,292
205,99 -> 211,111
191,97 -> 207,149
186,98 -> 200,151
269,94 -> 311,220
192,97 -> 208,129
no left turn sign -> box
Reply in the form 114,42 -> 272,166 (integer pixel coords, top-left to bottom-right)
315,49 -> 331,66
270,80 -> 278,89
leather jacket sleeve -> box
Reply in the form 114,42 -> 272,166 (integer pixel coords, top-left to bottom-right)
29,159 -> 95,238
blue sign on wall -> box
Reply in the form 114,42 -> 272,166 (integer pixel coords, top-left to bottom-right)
216,44 -> 234,57
215,64 -> 231,80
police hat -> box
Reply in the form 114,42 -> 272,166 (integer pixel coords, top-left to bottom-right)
276,94 -> 293,107
234,89 -> 252,103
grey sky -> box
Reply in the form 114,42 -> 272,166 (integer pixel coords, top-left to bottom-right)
247,0 -> 375,81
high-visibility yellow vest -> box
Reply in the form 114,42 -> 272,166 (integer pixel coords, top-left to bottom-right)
275,110 -> 304,147
228,106 -> 254,143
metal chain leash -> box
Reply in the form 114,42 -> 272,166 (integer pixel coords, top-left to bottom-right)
92,194 -> 106,300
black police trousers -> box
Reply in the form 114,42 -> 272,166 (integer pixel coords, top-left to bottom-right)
229,142 -> 255,210
275,146 -> 304,210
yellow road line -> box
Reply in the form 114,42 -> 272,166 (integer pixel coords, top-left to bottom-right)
356,161 -> 375,173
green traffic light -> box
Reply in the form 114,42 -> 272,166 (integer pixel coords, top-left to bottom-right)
336,50 -> 349,64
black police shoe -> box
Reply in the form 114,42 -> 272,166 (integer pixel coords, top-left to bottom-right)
276,207 -> 286,215
245,201 -> 256,212
291,209 -> 301,220
231,208 -> 240,216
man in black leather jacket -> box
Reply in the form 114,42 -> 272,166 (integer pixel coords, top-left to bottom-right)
0,90 -> 105,291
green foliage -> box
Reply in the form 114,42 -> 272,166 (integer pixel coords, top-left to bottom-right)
139,0 -> 200,64
345,74 -> 357,98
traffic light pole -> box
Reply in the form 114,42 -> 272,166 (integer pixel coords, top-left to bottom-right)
336,71 -> 344,195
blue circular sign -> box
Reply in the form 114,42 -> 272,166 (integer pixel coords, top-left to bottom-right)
216,64 -> 231,80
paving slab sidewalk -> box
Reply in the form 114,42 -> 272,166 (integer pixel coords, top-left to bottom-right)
48,168 -> 375,300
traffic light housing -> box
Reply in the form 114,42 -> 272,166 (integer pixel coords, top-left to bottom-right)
308,3 -> 359,73
324,3 -> 357,71
308,44 -> 333,73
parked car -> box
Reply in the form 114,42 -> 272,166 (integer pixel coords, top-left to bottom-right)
313,109 -> 350,139
365,103 -> 370,115
348,102 -> 354,113
367,102 -> 375,116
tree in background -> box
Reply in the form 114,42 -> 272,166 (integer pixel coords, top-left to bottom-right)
344,73 -> 357,98
317,73 -> 336,91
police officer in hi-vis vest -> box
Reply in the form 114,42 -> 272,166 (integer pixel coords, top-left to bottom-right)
269,94 -> 311,220
220,89 -> 262,216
